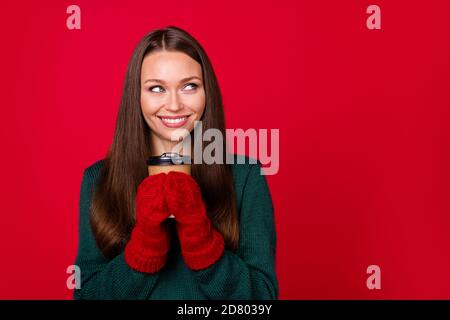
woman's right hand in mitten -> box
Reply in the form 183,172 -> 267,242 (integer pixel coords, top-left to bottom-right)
124,172 -> 172,273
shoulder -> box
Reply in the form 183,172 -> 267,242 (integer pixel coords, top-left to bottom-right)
230,154 -> 263,184
82,158 -> 106,181
80,159 -> 107,196
229,154 -> 269,211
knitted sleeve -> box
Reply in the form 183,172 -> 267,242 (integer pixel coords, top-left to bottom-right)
73,163 -> 160,300
189,161 -> 279,300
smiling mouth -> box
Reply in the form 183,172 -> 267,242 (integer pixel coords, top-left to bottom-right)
157,115 -> 191,127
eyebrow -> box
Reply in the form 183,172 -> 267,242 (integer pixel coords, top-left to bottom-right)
144,76 -> 202,84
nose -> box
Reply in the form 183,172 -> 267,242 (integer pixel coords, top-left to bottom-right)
165,91 -> 183,112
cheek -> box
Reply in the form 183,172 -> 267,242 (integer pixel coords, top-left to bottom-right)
140,92 -> 161,116
187,90 -> 206,115
140,93 -> 163,132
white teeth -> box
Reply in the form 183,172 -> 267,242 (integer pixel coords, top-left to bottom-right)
161,117 -> 186,124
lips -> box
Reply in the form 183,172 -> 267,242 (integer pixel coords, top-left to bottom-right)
157,115 -> 190,128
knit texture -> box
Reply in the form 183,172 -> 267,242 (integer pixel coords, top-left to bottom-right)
74,154 -> 278,300
124,173 -> 172,273
164,171 -> 225,270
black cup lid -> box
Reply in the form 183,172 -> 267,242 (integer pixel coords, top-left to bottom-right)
147,152 -> 192,166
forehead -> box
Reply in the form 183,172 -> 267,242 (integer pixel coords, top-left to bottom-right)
141,50 -> 203,80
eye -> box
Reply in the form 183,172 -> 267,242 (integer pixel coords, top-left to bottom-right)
184,83 -> 198,91
149,85 -> 164,93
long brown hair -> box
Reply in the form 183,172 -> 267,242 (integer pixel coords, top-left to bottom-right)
90,26 -> 239,259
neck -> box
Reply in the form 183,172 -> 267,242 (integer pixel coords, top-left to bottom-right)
150,135 -> 191,156
149,137 -> 172,156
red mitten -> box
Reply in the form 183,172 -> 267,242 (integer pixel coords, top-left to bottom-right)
124,172 -> 172,273
164,171 -> 224,270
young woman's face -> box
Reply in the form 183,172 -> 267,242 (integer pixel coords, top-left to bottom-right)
140,50 -> 206,152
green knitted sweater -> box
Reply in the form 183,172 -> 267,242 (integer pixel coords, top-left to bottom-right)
73,155 -> 278,300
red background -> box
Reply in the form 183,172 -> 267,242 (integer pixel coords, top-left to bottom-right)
0,0 -> 449,299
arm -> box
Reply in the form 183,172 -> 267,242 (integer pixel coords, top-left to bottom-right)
73,167 -> 161,300
190,162 -> 278,300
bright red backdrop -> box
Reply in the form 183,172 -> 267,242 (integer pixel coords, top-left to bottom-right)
0,0 -> 449,299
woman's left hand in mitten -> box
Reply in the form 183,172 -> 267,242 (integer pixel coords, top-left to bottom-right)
164,171 -> 225,270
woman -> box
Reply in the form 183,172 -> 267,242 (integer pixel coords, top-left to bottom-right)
74,26 -> 278,300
